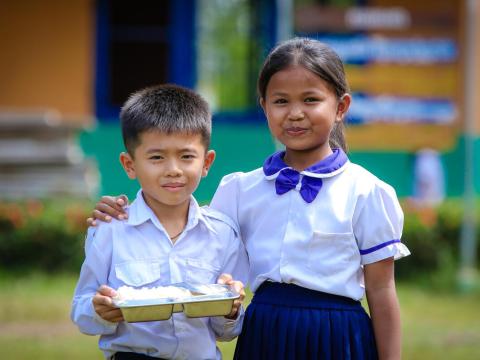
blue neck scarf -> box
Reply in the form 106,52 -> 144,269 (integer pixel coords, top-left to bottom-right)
262,149 -> 349,203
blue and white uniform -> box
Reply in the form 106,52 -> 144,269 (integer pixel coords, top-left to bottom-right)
71,191 -> 249,360
210,149 -> 410,360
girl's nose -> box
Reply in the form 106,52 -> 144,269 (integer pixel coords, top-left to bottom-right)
288,106 -> 304,120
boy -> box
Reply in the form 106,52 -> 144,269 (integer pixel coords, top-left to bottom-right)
71,84 -> 248,360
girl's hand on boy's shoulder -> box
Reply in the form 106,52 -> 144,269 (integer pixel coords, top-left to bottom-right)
217,273 -> 245,320
92,285 -> 124,323
86,195 -> 129,226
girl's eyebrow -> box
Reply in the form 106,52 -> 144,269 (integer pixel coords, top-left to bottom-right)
270,89 -> 323,96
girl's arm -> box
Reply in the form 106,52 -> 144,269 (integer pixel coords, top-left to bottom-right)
364,257 -> 401,360
86,195 -> 129,226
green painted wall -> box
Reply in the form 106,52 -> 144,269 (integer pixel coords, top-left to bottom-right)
79,122 -> 276,204
79,123 -> 480,202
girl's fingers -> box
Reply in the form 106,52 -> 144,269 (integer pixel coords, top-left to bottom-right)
116,195 -> 129,207
86,217 -> 97,226
99,196 -> 120,208
100,195 -> 128,213
95,202 -> 118,217
95,200 -> 127,220
92,209 -> 112,222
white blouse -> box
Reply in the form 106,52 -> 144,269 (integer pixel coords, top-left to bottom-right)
210,150 -> 410,301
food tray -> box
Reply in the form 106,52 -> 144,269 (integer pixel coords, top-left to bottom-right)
113,283 -> 239,323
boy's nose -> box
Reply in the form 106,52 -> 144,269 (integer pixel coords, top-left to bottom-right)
164,161 -> 182,176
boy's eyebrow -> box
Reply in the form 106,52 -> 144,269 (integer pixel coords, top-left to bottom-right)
145,147 -> 199,154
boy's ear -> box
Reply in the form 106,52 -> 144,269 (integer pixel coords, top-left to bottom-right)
202,150 -> 216,177
335,94 -> 351,122
120,152 -> 137,179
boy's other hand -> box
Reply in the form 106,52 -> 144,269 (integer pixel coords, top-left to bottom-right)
93,285 -> 124,322
86,195 -> 129,226
217,273 -> 245,320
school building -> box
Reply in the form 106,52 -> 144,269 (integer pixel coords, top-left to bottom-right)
0,0 -> 479,203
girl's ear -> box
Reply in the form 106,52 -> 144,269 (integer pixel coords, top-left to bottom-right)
202,150 -> 216,177
120,152 -> 137,179
336,93 -> 352,122
259,98 -> 266,112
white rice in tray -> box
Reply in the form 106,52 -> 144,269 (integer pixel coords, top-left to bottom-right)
115,285 -> 191,302
194,284 -> 230,295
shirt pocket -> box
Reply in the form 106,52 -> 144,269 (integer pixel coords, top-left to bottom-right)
115,260 -> 161,287
184,257 -> 220,284
307,231 -> 357,276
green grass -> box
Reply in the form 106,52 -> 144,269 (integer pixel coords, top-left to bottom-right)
0,273 -> 479,359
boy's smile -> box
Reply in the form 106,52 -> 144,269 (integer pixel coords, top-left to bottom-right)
120,131 -> 215,218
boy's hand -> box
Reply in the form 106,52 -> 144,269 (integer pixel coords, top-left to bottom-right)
86,195 -> 129,226
92,285 -> 124,322
217,273 -> 245,320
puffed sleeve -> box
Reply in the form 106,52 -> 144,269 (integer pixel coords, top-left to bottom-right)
210,172 -> 243,230
353,180 -> 410,265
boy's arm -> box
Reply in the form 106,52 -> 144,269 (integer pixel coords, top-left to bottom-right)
210,231 -> 249,341
365,257 -> 401,360
71,227 -> 119,335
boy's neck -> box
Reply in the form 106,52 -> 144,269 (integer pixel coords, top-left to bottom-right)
142,193 -> 190,244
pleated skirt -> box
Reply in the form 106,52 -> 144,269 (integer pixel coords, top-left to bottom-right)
234,282 -> 378,360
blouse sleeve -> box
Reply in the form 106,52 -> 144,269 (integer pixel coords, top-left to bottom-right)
353,180 -> 411,265
209,172 -> 242,231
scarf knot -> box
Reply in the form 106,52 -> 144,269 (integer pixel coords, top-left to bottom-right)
275,168 -> 323,203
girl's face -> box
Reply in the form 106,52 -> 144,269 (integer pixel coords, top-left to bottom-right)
261,65 -> 350,169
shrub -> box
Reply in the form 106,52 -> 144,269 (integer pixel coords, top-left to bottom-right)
0,200 -> 92,273
397,200 -> 480,287
0,198 -> 478,287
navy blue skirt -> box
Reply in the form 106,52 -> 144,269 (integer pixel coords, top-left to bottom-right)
234,282 -> 378,360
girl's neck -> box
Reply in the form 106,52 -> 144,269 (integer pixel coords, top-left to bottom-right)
283,146 -> 333,171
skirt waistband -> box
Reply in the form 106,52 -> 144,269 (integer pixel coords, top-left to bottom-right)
252,281 -> 362,311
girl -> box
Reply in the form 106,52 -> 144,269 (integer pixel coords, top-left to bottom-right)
90,38 -> 410,360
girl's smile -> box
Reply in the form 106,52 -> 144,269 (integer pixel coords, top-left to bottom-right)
261,65 -> 350,170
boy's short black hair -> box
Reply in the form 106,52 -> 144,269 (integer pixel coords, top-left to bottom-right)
120,84 -> 211,155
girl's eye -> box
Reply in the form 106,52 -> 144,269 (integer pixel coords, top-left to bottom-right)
273,98 -> 287,104
305,97 -> 319,103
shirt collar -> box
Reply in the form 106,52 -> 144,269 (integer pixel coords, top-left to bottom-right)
126,190 -> 215,233
263,148 -> 349,179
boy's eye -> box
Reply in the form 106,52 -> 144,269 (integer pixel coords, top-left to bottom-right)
149,155 -> 163,160
181,154 -> 196,160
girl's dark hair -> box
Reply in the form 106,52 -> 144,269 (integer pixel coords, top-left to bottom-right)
258,37 -> 349,152
120,84 -> 211,155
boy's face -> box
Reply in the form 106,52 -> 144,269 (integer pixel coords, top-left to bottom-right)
120,131 -> 215,213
